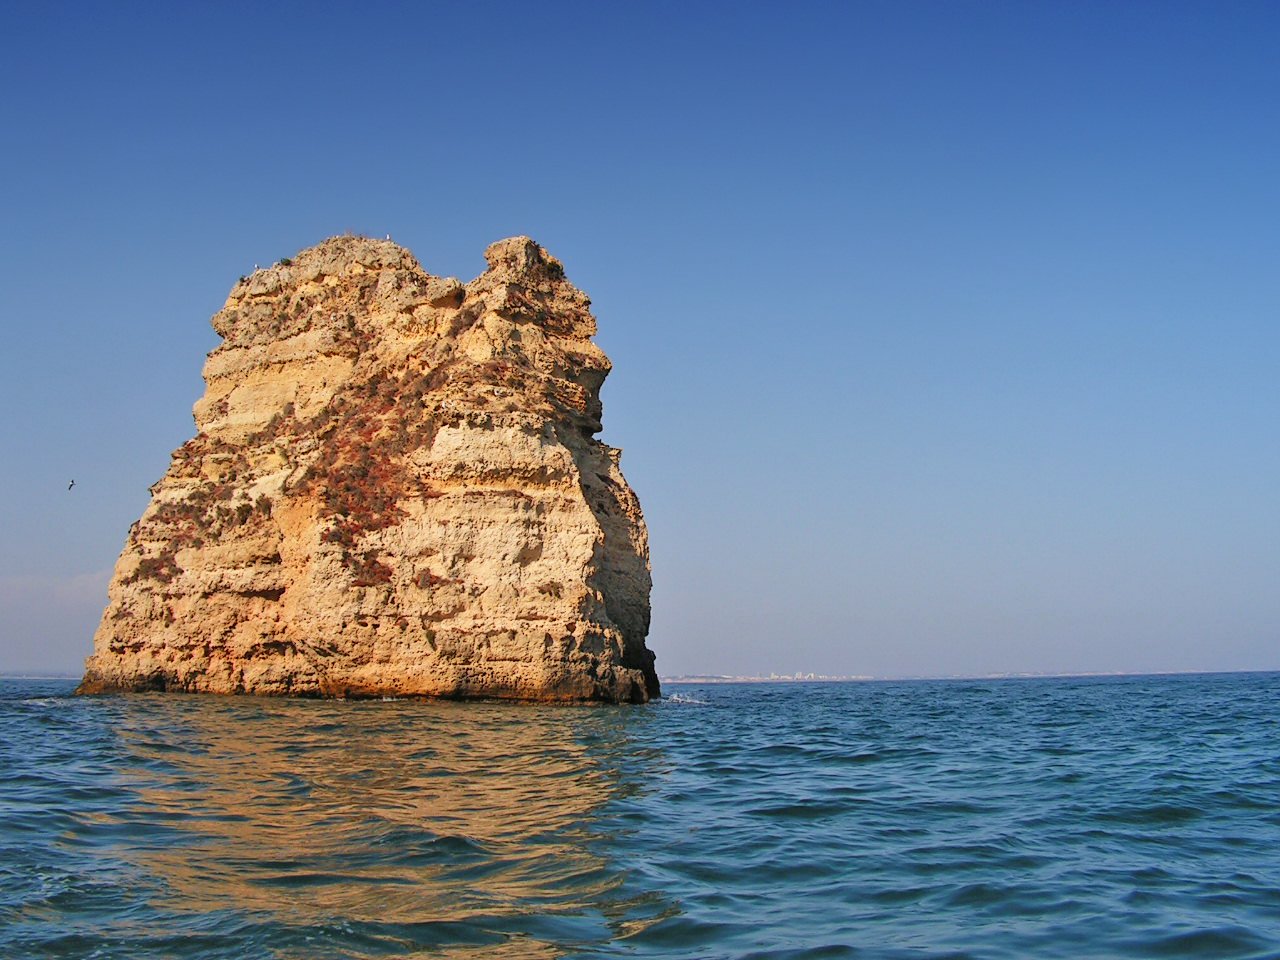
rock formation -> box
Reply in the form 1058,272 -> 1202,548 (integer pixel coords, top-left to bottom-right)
78,236 -> 658,703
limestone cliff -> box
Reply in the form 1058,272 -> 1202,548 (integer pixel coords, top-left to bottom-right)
79,236 -> 658,703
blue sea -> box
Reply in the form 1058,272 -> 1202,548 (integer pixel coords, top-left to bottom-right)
2,673 -> 1278,959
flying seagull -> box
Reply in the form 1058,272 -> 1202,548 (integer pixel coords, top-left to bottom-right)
68,480 -> 75,491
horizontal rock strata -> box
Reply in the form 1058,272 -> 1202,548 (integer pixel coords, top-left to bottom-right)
79,236 -> 658,702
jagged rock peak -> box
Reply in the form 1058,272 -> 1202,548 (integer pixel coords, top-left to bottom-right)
79,235 -> 658,703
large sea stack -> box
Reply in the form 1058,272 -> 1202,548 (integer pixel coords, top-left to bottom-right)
79,236 -> 658,702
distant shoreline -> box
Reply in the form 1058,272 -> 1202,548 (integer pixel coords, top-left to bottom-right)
0,674 -> 79,681
661,668 -> 1279,684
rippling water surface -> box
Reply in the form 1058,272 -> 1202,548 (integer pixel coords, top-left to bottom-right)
2,673 -> 1279,959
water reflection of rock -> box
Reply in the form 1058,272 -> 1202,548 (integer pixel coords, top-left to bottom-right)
109,696 -> 668,958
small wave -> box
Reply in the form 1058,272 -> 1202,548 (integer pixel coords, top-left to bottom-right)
1132,925 -> 1272,957
1097,803 -> 1203,826
748,801 -> 850,821
664,694 -> 708,705
740,946 -> 863,960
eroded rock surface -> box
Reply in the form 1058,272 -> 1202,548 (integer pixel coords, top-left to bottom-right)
79,236 -> 658,702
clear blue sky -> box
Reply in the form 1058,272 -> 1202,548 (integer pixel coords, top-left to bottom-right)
2,1 -> 1277,678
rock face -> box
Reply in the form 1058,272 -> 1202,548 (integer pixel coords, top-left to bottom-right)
79,236 -> 658,703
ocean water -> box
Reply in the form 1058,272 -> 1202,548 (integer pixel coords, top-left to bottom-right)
1,674 -> 1278,959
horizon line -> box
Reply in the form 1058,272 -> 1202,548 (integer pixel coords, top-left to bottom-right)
661,667 -> 1280,683
3,666 -> 1278,684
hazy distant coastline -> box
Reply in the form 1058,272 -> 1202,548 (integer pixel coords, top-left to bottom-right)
661,668 -> 1277,684
0,673 -> 80,681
